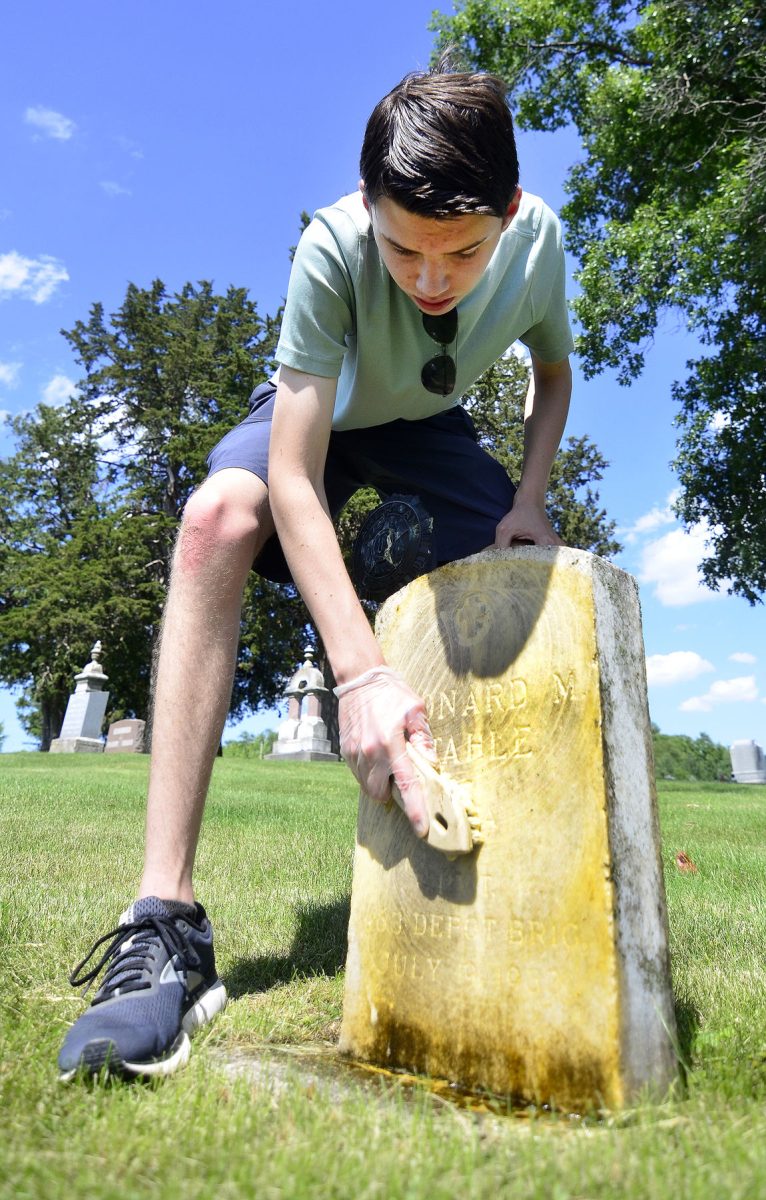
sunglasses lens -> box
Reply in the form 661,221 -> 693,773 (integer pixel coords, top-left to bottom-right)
421,354 -> 456,396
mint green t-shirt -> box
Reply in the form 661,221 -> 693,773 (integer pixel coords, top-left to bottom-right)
274,191 -> 574,431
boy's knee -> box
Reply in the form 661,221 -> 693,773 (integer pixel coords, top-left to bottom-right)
176,479 -> 266,572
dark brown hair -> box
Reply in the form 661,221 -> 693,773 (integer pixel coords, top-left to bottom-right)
360,56 -> 519,218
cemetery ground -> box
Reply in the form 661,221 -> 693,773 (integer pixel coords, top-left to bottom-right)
1,754 -> 765,1200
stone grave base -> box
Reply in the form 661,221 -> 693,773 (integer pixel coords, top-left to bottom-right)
49,737 -> 105,754
265,750 -> 339,762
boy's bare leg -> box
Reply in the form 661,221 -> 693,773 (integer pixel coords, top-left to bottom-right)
139,468 -> 275,904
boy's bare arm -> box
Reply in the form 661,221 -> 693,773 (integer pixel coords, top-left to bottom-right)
268,366 -> 434,836
495,354 -> 572,547
269,367 -> 382,683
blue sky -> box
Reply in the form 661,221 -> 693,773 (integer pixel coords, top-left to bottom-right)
1,0 -> 764,753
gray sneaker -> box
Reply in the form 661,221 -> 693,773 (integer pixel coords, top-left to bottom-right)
58,896 -> 227,1080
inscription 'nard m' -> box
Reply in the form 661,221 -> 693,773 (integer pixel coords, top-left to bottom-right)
423,680 -> 528,723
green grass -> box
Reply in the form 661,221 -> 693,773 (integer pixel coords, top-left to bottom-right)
1,757 -> 766,1199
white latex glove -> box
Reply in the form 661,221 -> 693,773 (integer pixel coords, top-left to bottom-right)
334,666 -> 436,838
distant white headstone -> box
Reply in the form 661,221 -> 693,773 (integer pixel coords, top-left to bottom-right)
730,740 -> 766,784
49,641 -> 110,754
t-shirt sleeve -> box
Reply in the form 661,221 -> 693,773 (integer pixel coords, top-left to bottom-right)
518,212 -> 575,363
274,214 -> 355,378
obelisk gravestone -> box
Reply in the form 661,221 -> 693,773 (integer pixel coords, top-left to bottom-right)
49,641 -> 110,754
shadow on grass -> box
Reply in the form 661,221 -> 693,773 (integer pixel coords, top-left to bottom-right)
675,996 -> 702,1072
225,897 -> 351,998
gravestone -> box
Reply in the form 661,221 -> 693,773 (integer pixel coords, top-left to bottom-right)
340,547 -> 678,1112
266,647 -> 338,762
49,641 -> 110,754
105,718 -> 146,754
730,739 -> 766,784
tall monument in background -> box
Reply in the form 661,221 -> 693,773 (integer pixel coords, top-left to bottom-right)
49,641 -> 110,754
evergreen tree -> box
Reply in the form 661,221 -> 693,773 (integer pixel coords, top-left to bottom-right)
0,401 -> 167,747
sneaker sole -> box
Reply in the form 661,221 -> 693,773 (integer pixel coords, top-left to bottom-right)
59,979 -> 228,1082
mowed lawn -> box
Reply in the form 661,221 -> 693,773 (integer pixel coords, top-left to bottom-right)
1,753 -> 765,1200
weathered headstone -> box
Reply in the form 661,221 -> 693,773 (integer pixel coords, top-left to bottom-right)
340,547 -> 678,1112
104,718 -> 146,754
730,739 -> 766,784
49,641 -> 110,754
266,647 -> 338,762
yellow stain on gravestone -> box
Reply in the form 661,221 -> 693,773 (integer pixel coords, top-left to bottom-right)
340,548 -> 677,1113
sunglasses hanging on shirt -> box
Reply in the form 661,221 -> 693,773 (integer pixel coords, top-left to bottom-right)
421,308 -> 458,396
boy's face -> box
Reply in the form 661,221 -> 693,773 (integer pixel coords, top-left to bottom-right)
362,187 -> 520,315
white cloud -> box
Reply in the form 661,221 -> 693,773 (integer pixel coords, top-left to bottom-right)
0,361 -> 22,388
0,251 -> 69,303
680,675 -> 759,713
619,492 -> 679,543
115,135 -> 143,160
646,651 -> 714,687
100,180 -> 131,197
24,105 -> 76,140
42,374 -> 78,406
640,523 -> 722,607
730,652 -> 757,665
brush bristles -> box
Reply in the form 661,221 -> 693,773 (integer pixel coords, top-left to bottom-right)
461,796 -> 483,846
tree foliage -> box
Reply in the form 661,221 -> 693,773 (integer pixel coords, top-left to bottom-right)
433,0 -> 766,600
0,401 -> 168,747
0,282 -> 315,747
63,280 -> 281,525
652,726 -> 732,781
223,728 -> 278,758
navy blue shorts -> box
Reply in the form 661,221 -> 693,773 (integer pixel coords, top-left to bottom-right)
206,382 -> 516,584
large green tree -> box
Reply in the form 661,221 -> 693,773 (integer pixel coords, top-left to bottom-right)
0,401 -> 167,747
434,0 -> 766,601
66,280 -> 317,721
0,282 -> 314,747
64,280 -> 280,525
652,726 -> 731,781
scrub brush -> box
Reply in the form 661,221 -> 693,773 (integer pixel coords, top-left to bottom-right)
390,741 -> 482,856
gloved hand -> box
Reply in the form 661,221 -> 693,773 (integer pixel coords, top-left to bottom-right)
334,666 -> 436,839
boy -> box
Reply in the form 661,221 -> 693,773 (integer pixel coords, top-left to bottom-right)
58,60 -> 573,1080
